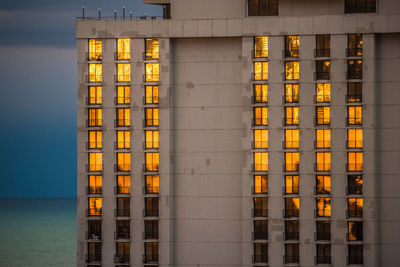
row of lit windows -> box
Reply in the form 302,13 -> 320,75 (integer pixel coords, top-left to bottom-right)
87,85 -> 159,105
87,107 -> 160,127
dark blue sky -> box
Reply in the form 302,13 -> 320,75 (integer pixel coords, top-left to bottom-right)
0,1 -> 161,198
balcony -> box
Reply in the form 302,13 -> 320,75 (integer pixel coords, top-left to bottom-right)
144,231 -> 159,240
144,208 -> 159,217
315,71 -> 330,80
252,118 -> 268,127
114,254 -> 130,264
115,164 -> 131,173
253,164 -> 268,173
115,230 -> 130,240
252,186 -> 268,195
347,209 -> 363,219
346,48 -> 363,57
253,231 -> 268,240
284,141 -> 299,149
347,185 -> 363,195
144,185 -> 159,195
115,186 -> 131,195
87,142 -> 102,150
284,208 -> 299,218
284,255 -> 300,264
86,97 -> 102,105
115,209 -> 130,217
143,254 -> 159,264
87,119 -> 102,128
87,231 -> 102,241
87,208 -> 102,217
115,119 -> 131,128
86,164 -> 103,173
86,52 -> 102,62
114,74 -> 131,83
143,119 -> 160,127
251,95 -> 268,105
86,75 -> 102,83
87,186 -> 102,195
114,96 -> 131,105
143,96 -> 159,105
284,49 -> 299,58
284,163 -> 299,172
252,254 -> 268,264
347,163 -> 363,172
284,231 -> 299,241
114,52 -> 131,61
315,232 -> 331,241
315,255 -> 331,264
253,208 -> 268,218
85,253 -> 101,263
143,164 -> 159,173
315,49 -> 330,58
315,163 -> 331,172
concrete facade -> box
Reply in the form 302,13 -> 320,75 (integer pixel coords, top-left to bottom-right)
76,1 -> 400,266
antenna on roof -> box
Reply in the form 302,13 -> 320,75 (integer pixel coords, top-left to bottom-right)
82,7 -> 85,20
130,12 -> 133,20
123,7 -> 126,20
114,10 -> 117,20
98,8 -> 101,20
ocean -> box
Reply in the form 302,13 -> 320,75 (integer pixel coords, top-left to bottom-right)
0,198 -> 76,267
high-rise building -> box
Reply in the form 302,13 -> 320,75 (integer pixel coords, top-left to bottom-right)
76,1 -> 400,266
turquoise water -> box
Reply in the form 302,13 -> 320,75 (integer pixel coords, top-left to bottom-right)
0,198 -> 76,267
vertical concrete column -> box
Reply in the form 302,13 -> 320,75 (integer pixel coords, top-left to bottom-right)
298,34 -> 315,267
268,35 -> 284,266
330,34 -> 347,266
241,36 -> 252,267
131,38 -> 145,266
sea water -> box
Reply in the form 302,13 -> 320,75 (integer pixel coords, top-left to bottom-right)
0,198 -> 76,267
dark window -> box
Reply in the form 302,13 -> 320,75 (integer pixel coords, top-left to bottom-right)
248,0 -> 278,16
285,220 -> 299,240
316,221 -> 331,240
316,244 -> 331,264
285,198 -> 299,217
116,197 -> 130,217
87,242 -> 101,262
144,242 -> 158,263
348,60 -> 362,79
348,198 -> 363,218
88,220 -> 102,240
348,244 -> 363,264
254,220 -> 268,240
348,221 -> 363,241
345,0 -> 376,13
316,35 -> 330,57
285,243 -> 299,264
116,220 -> 130,239
348,175 -> 363,194
254,197 -> 268,217
347,82 -> 362,102
115,242 -> 130,263
145,220 -> 159,239
253,243 -> 268,263
348,34 -> 363,56
315,60 -> 330,80
145,197 -> 159,217
163,4 -> 171,19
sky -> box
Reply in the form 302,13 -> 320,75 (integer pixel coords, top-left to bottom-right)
0,0 -> 162,198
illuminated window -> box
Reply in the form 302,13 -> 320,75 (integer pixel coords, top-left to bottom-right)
348,245 -> 363,264
146,130 -> 159,149
145,108 -> 159,126
146,152 -> 159,172
253,84 -> 268,103
254,175 -> 268,194
145,85 -> 159,104
345,0 -> 375,14
316,244 -> 331,264
88,197 -> 102,216
347,82 -> 362,102
117,63 -> 131,82
145,197 -> 159,217
254,107 -> 268,126
348,60 -> 362,79
316,106 -> 330,125
316,221 -> 331,240
348,34 -> 363,56
348,152 -> 363,171
88,108 -> 102,127
88,86 -> 102,104
348,221 -> 363,241
145,175 -> 159,194
316,129 -> 331,149
285,36 -> 299,58
285,198 -> 299,217
117,175 -> 131,194
117,86 -> 130,104
88,175 -> 102,194
285,106 -> 299,125
145,38 -> 159,60
316,34 -> 330,57
316,175 -> 331,194
117,130 -> 130,149
285,61 -> 299,80
88,39 -> 102,61
285,220 -> 299,240
254,129 -> 268,149
89,152 -> 102,171
248,0 -> 278,16
285,84 -> 299,103
88,131 -> 102,149
316,152 -> 331,172
316,198 -> 331,217
285,175 -> 299,194
348,106 -> 362,125
117,153 -> 131,172
285,129 -> 299,149
89,64 -> 102,82
254,62 -> 268,81
145,63 -> 160,82
254,152 -> 268,172
253,197 -> 268,217
348,175 -> 363,194
348,198 -> 363,218
116,197 -> 130,216
144,242 -> 159,263
116,242 -> 130,262
285,152 -> 299,172
348,129 -> 363,148
254,36 -> 268,58
117,108 -> 130,127
315,60 -> 330,80
254,220 -> 268,240
285,243 -> 299,264
117,38 -> 130,60
316,83 -> 330,103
